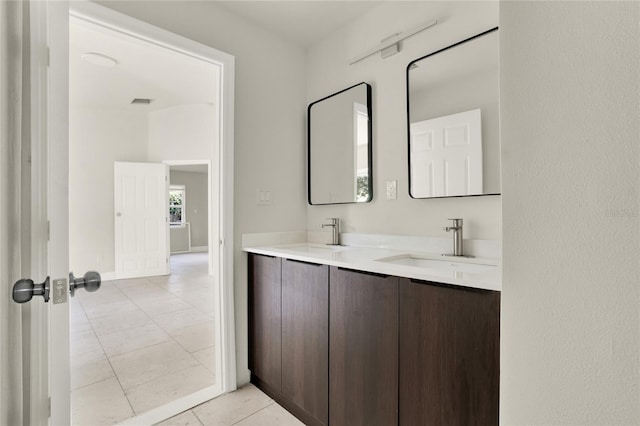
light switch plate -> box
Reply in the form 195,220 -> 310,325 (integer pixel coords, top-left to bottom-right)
257,190 -> 272,205
386,180 -> 397,200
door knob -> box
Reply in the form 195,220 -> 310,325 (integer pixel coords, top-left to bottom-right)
69,271 -> 101,297
12,277 -> 50,303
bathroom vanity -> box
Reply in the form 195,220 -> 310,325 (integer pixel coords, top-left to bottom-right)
245,241 -> 500,426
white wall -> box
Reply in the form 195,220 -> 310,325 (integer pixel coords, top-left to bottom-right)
98,1 -> 308,385
148,104 -> 217,161
306,2 -> 500,240
69,108 -> 148,275
170,170 -> 208,249
500,2 -> 640,424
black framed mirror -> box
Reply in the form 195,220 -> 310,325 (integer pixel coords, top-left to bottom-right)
407,27 -> 500,199
308,82 -> 372,205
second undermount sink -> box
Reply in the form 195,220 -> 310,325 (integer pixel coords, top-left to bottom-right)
375,254 -> 496,274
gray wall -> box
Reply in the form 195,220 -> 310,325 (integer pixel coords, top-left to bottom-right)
501,1 -> 640,423
170,170 -> 208,249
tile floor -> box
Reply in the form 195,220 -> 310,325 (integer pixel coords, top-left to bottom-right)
70,253 -> 217,425
155,384 -> 303,426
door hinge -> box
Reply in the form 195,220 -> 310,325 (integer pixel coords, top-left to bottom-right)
46,47 -> 50,67
219,239 -> 223,246
47,221 -> 50,241
166,258 -> 168,264
48,397 -> 51,417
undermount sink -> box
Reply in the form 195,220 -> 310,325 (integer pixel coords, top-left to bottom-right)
279,243 -> 346,254
375,254 -> 496,274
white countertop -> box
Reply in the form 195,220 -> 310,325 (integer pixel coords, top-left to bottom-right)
244,242 -> 501,292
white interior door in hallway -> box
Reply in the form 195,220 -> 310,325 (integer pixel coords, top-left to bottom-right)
114,161 -> 170,280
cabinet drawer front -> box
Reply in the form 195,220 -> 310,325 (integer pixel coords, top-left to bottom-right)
282,259 -> 329,426
248,254 -> 282,392
329,267 -> 398,426
399,278 -> 500,426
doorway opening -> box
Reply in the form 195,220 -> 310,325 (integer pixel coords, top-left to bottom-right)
166,162 -> 213,274
67,3 -> 235,424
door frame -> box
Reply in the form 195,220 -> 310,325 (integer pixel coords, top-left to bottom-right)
35,2 -> 236,424
26,1 -> 66,425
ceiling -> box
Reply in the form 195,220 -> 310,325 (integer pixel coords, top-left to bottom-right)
215,1 -> 383,48
70,2 -> 384,111
70,18 -> 219,111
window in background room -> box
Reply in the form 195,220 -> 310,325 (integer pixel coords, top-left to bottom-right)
169,185 -> 186,225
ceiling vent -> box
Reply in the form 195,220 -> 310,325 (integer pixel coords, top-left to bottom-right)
131,98 -> 153,105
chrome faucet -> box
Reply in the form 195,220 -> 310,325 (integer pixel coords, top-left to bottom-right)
443,218 -> 464,257
322,218 -> 340,246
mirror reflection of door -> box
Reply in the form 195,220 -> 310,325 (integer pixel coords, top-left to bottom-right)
410,109 -> 482,197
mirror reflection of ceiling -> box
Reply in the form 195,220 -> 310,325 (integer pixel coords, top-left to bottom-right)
409,31 -> 499,95
70,19 -> 219,111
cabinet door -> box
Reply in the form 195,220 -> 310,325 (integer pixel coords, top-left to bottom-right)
282,259 -> 329,426
329,267 -> 398,426
399,278 -> 500,426
248,254 -> 282,394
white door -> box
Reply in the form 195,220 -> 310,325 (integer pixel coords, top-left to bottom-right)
410,108 -> 483,197
114,162 -> 169,279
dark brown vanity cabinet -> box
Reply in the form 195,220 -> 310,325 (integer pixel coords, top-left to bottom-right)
399,278 -> 500,426
248,254 -> 282,394
248,253 -> 500,426
248,254 -> 330,426
282,259 -> 329,426
329,267 -> 399,426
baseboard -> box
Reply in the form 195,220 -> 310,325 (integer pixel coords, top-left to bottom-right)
101,271 -> 116,281
191,246 -> 208,253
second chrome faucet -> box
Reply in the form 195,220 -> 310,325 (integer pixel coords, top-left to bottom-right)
444,218 -> 464,257
322,218 -> 340,246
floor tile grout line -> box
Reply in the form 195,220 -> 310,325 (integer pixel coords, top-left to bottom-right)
74,291 -> 138,421
70,374 -> 117,393
94,328 -> 172,358
117,355 -> 211,394
228,401 -> 276,426
184,409 -> 205,426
